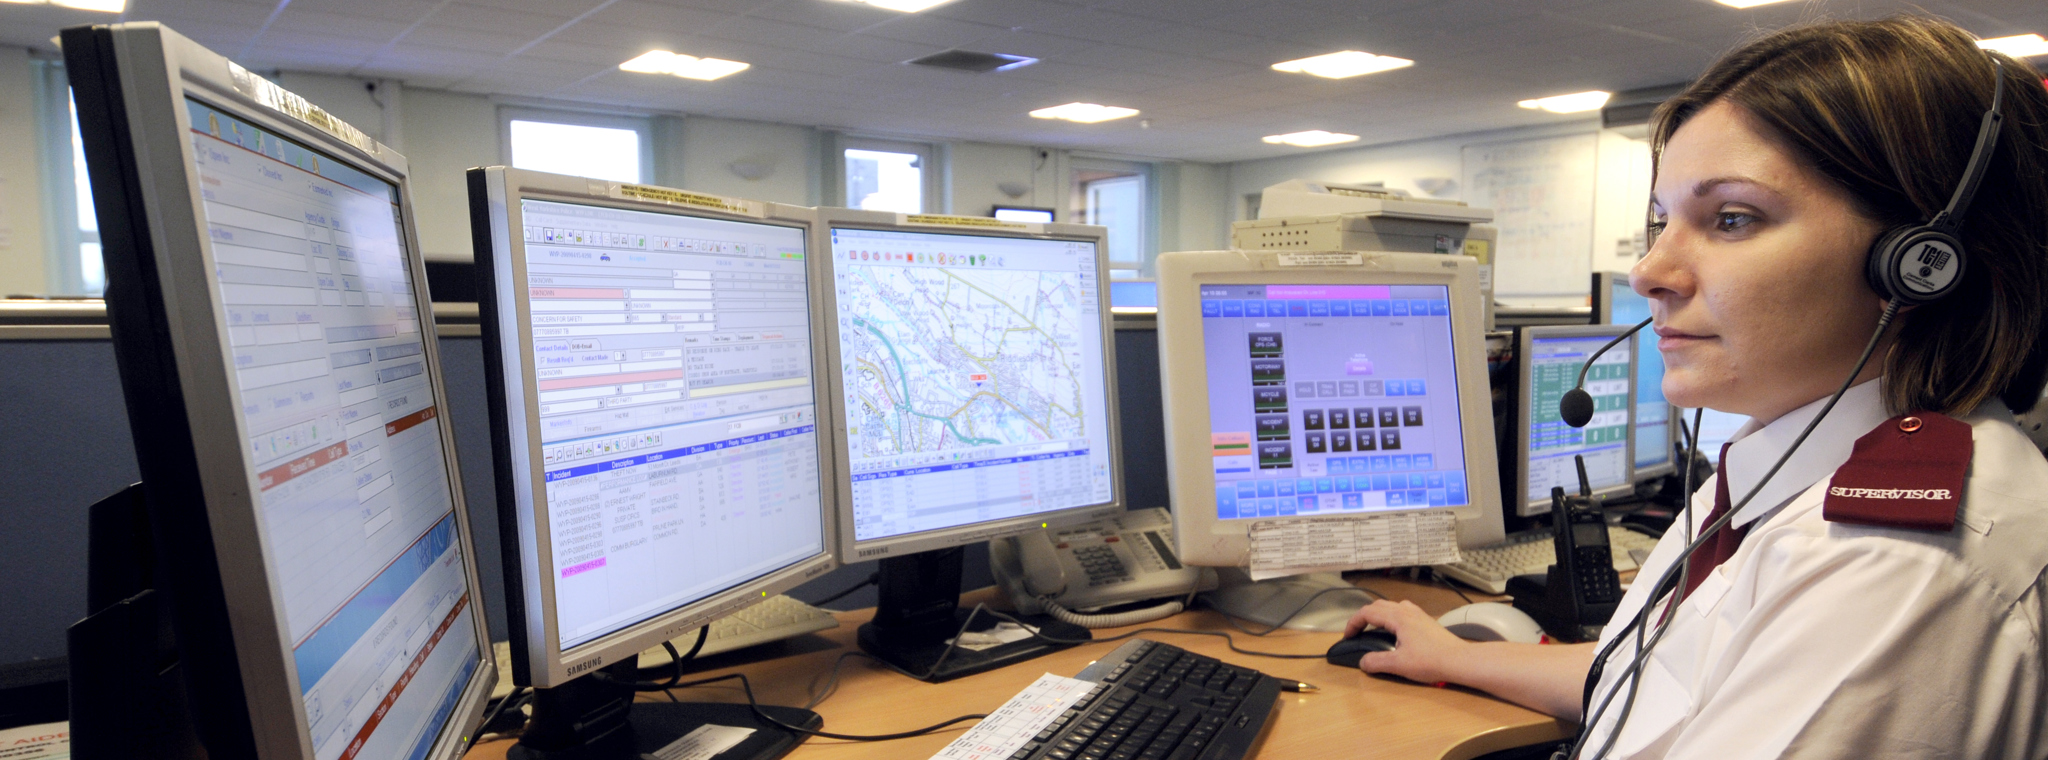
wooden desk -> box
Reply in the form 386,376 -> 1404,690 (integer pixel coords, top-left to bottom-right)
467,577 -> 1568,760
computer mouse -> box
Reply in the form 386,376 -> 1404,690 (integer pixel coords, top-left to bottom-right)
1325,629 -> 1399,668
1436,602 -> 1544,644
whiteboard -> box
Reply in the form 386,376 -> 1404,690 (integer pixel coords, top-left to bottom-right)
1461,134 -> 1597,298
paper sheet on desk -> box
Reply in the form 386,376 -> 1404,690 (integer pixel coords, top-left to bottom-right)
1248,512 -> 1461,580
928,673 -> 1098,760
0,722 -> 69,759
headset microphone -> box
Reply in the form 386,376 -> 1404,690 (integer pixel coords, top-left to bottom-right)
1559,317 -> 1655,428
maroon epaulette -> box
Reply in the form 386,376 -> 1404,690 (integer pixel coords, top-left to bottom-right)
1822,412 -> 1972,531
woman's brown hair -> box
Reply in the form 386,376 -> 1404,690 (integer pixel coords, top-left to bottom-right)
1650,15 -> 2048,415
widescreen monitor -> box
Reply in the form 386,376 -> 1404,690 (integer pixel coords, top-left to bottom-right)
1156,250 -> 1506,562
65,23 -> 494,758
816,208 -> 1120,680
470,168 -> 832,754
1516,325 -> 1638,516
1595,272 -> 1676,480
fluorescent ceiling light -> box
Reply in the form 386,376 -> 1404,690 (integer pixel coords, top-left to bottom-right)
838,0 -> 955,11
2,0 -> 126,11
1518,90 -> 1612,113
1271,50 -> 1414,79
1262,130 -> 1360,148
1029,102 -> 1139,124
1978,34 -> 2048,58
1713,0 -> 1798,7
619,50 -> 750,81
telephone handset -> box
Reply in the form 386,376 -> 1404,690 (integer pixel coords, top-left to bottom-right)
1508,457 -> 1623,641
990,508 -> 1218,629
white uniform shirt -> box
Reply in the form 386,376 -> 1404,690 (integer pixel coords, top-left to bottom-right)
1580,380 -> 2048,759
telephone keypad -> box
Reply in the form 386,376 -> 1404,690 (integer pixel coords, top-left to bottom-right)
1075,544 -> 1132,587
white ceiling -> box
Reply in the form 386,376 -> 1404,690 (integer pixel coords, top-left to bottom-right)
4,0 -> 2043,163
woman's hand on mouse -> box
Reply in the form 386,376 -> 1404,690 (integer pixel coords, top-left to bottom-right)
1343,599 -> 1470,683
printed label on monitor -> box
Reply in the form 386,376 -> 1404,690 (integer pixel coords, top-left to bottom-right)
187,97 -> 479,760
830,227 -> 1115,542
518,199 -> 825,650
1199,284 -> 1470,520
1525,333 -> 1632,510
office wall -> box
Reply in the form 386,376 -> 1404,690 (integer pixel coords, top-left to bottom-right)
946,141 -> 1039,217
1159,161 -> 1229,255
677,116 -> 818,207
0,46 -> 49,297
400,88 -> 497,263
1225,118 -> 1654,305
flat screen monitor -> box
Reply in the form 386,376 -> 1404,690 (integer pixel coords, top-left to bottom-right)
470,168 -> 832,752
991,205 -> 1056,224
816,208 -> 1120,680
1691,408 -> 1750,464
1110,279 -> 1159,314
1157,250 -> 1506,563
65,23 -> 494,758
1599,273 -> 1675,479
1517,325 -> 1638,515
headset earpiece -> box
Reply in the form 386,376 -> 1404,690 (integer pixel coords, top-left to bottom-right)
1862,59 -> 2006,307
1866,225 -> 1966,305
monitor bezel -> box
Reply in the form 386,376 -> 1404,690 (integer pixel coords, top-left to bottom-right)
65,22 -> 496,757
1515,323 -> 1640,516
470,167 -> 840,687
1154,250 -> 1508,563
812,207 -> 1125,561
1594,272 -> 1678,481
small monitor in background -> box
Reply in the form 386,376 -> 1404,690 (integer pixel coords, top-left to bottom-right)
818,208 -> 1121,681
1111,280 -> 1158,313
1155,250 -> 1505,631
1598,273 -> 1675,480
66,23 -> 496,758
1690,408 -> 1749,464
992,205 -> 1056,223
471,167 -> 833,757
1517,325 -> 1637,516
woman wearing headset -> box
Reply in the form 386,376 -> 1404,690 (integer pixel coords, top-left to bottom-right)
1344,16 -> 2048,758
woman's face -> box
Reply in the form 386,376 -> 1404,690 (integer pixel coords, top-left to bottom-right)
1631,99 -> 1890,425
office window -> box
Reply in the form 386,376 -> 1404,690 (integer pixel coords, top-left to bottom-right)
33,59 -> 100,296
1070,159 -> 1153,273
502,110 -> 649,184
67,96 -> 102,294
843,138 -> 932,214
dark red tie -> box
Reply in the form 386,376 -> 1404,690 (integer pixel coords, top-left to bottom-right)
1673,443 -> 1749,608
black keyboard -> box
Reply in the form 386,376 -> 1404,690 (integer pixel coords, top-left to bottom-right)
1008,639 -> 1281,760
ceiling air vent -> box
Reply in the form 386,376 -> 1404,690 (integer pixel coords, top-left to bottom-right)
906,49 -> 1037,73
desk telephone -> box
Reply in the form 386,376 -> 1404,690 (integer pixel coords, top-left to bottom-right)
991,508 -> 1218,628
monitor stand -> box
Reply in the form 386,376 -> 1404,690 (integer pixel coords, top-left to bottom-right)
1200,569 -> 1378,632
510,658 -> 819,760
855,546 -> 1090,683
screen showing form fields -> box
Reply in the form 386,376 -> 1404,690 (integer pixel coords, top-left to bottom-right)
829,227 -> 1115,542
188,98 -> 477,760
1525,334 -> 1632,508
517,199 -> 824,650
1198,285 -> 1472,519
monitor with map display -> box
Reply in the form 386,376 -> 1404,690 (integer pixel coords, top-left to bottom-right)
816,208 -> 1121,681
